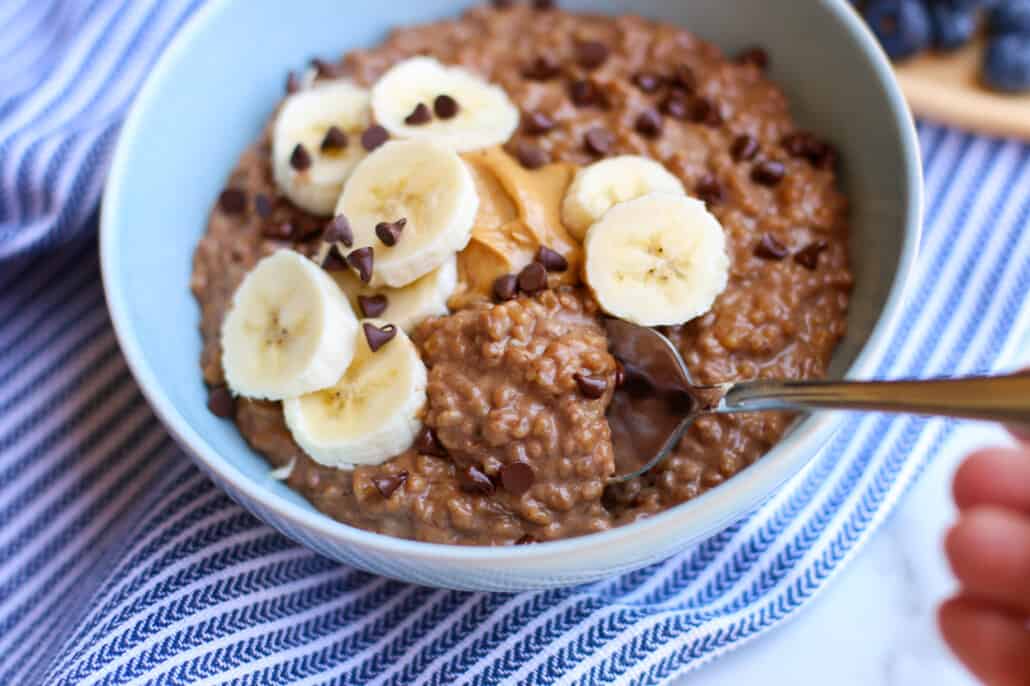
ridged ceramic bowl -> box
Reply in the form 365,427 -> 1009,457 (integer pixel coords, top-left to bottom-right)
101,0 -> 922,591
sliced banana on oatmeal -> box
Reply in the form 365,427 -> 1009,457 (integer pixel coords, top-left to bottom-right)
371,56 -> 520,152
562,155 -> 686,241
272,80 -> 372,216
221,250 -> 359,400
283,319 -> 427,468
583,193 -> 730,327
336,139 -> 478,288
331,254 -> 458,333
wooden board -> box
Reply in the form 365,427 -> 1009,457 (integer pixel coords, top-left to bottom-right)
894,38 -> 1030,140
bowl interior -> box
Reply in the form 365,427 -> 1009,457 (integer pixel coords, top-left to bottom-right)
102,0 -> 919,569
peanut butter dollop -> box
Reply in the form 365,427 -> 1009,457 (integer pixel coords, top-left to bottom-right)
450,147 -> 581,308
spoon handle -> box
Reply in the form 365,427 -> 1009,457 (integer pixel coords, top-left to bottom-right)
719,372 -> 1030,425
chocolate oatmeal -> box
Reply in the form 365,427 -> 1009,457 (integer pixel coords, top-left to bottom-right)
191,3 -> 851,545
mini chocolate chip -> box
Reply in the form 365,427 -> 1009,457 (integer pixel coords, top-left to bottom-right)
320,126 -> 348,152
523,55 -> 561,81
323,214 -> 353,247
535,245 -> 568,272
736,46 -> 769,70
518,261 -> 548,294
414,426 -> 448,457
633,72 -> 664,93
207,385 -> 235,418
254,193 -> 273,218
782,131 -> 837,170
373,471 -> 408,498
751,160 -> 786,186
569,79 -> 600,107
285,71 -> 301,94
363,322 -> 397,352
814,144 -> 838,171
361,124 -> 389,151
731,134 -> 759,162
358,294 -> 388,318
289,144 -> 312,172
515,534 -> 538,545
782,131 -> 827,163
584,127 -> 614,156
672,64 -> 698,92
218,189 -> 247,214
781,131 -> 814,157
434,94 -> 459,119
754,233 -> 788,260
500,462 -> 535,496
576,41 -> 609,69
695,173 -> 724,206
458,465 -> 495,495
375,218 -> 406,247
524,111 -> 556,135
794,240 -> 828,270
347,246 -> 374,283
404,102 -> 432,126
515,140 -> 549,169
660,93 -> 689,120
263,222 -> 295,240
493,273 -> 519,301
532,0 -> 554,9
687,96 -> 717,125
321,251 -> 348,271
492,0 -> 515,9
574,372 -> 608,399
311,57 -> 339,78
635,109 -> 663,138
601,484 -> 619,511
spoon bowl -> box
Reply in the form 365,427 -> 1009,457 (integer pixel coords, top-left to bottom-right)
605,320 -> 1030,482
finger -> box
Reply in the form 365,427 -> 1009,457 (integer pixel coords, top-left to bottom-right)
945,507 -> 1030,614
954,448 -> 1030,512
939,595 -> 1030,686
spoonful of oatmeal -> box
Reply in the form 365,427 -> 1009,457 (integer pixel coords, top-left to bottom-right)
605,319 -> 1030,482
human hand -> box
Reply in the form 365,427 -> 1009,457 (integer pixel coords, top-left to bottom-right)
940,427 -> 1030,686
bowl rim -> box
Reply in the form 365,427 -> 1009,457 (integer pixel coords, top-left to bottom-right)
100,0 -> 923,564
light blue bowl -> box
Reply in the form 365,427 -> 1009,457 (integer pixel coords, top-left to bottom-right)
101,0 -> 921,591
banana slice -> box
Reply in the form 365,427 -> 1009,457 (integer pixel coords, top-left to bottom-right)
336,139 -> 478,288
273,80 -> 372,216
562,156 -> 686,241
371,57 -> 519,152
221,250 -> 359,400
283,319 -> 428,468
583,193 -> 730,327
331,254 -> 458,333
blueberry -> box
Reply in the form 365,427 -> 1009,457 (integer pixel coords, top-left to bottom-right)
864,0 -> 934,60
983,33 -> 1030,90
988,0 -> 1030,34
938,0 -> 986,10
930,4 -> 979,50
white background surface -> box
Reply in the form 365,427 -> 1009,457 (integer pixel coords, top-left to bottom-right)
672,422 -> 1012,686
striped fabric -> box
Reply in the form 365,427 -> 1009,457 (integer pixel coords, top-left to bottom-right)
1,2 -> 1029,685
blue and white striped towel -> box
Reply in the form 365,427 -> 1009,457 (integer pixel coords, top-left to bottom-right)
2,2 -> 1029,684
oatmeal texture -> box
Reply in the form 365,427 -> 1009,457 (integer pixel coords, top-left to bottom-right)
191,4 -> 852,544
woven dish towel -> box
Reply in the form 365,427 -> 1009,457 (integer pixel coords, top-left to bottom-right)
2,1 -> 1029,684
